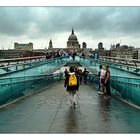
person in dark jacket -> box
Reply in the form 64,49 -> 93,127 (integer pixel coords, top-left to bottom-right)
64,68 -> 68,78
64,66 -> 79,108
83,68 -> 89,84
104,65 -> 111,99
78,69 -> 83,85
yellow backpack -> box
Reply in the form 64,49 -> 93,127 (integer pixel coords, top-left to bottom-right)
68,74 -> 77,86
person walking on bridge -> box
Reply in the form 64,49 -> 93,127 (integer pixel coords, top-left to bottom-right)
83,68 -> 89,84
72,51 -> 76,61
104,65 -> 111,99
98,65 -> 106,94
64,66 -> 79,108
64,68 -> 68,78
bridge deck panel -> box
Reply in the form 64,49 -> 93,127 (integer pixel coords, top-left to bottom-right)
0,81 -> 140,133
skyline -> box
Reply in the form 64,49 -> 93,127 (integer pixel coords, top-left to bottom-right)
0,7 -> 140,50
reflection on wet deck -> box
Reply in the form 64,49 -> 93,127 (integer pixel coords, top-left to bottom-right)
0,82 -> 140,133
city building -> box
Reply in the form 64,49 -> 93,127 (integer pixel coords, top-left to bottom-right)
0,50 -> 33,59
0,29 -> 94,59
82,42 -> 87,49
98,42 -> 104,50
133,48 -> 140,60
90,42 -> 106,57
138,49 -> 140,60
110,45 -> 136,59
48,39 -> 53,49
14,42 -> 33,51
91,49 -> 111,57
92,43 -> 140,60
45,28 -> 86,53
67,28 -> 79,49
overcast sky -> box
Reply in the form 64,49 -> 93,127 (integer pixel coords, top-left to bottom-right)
0,7 -> 140,50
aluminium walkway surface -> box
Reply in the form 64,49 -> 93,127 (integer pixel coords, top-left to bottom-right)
0,81 -> 140,133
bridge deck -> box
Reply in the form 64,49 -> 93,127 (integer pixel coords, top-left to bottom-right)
0,81 -> 140,133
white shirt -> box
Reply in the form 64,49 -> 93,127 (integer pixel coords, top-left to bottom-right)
100,68 -> 106,79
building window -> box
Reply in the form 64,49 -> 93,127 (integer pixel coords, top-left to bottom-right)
72,43 -> 75,46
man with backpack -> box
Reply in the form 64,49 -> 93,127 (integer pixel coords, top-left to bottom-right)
64,66 -> 79,108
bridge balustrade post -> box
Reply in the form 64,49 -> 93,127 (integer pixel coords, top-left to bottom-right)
23,64 -> 25,69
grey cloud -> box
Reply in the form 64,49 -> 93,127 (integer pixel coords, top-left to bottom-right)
34,7 -> 140,39
73,7 -> 140,38
1,7 -> 140,40
0,7 -> 34,36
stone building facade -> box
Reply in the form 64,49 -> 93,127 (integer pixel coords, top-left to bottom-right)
48,39 -> 53,49
14,42 -> 33,51
67,29 -> 79,49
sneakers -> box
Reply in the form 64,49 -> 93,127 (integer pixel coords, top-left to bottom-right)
100,92 -> 104,95
98,91 -> 104,95
70,102 -> 76,109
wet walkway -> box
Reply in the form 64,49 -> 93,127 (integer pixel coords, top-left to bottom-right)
0,81 -> 140,133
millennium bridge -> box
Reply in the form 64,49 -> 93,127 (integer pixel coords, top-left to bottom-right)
0,55 -> 140,133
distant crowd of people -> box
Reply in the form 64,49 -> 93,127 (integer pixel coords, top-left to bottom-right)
45,51 -> 66,59
45,51 -> 79,60
45,49 -> 101,63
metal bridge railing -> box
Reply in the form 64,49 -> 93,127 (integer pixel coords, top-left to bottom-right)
78,56 -> 140,76
87,74 -> 140,106
0,73 -> 63,105
0,56 -> 46,66
0,56 -> 69,76
100,56 -> 140,67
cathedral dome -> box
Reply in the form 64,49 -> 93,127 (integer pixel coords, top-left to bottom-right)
68,29 -> 78,41
67,28 -> 79,48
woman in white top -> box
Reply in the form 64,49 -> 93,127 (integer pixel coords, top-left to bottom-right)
98,65 -> 106,94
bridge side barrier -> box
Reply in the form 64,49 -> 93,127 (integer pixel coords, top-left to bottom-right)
0,56 -> 46,65
0,56 -> 69,76
0,73 -> 63,105
87,74 -> 140,106
100,56 -> 140,67
78,56 -> 140,76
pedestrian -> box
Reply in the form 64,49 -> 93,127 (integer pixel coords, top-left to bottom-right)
104,65 -> 111,99
72,51 -> 76,61
79,69 -> 83,85
98,65 -> 106,94
83,68 -> 89,84
64,66 -> 79,108
64,68 -> 68,78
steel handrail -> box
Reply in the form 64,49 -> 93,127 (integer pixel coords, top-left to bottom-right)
0,73 -> 63,86
88,74 -> 140,86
